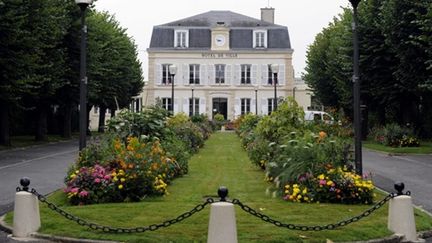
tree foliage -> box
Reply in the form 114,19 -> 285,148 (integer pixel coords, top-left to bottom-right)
0,1 -> 144,145
304,0 -> 432,137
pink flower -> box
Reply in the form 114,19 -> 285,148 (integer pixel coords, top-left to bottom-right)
94,178 -> 101,183
71,188 -> 79,193
79,190 -> 89,197
319,180 -> 326,186
104,175 -> 111,180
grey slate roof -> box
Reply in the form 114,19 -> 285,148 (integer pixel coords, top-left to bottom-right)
149,10 -> 291,50
160,10 -> 282,28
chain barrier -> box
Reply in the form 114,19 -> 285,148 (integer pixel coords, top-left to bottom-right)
15,179 -> 412,233
231,192 -> 409,231
25,188 -> 214,233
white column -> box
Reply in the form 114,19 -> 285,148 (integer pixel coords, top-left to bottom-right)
207,202 -> 238,243
388,195 -> 421,242
13,191 -> 41,237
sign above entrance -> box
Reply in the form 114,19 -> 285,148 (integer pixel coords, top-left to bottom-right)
201,53 -> 238,58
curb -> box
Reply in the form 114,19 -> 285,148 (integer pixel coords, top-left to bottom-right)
2,215 -> 431,243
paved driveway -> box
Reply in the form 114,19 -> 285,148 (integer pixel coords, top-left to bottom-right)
0,140 -> 78,216
363,149 -> 432,213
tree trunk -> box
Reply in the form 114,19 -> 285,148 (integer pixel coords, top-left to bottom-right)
98,106 -> 106,133
0,102 -> 11,146
35,105 -> 48,141
61,103 -> 72,138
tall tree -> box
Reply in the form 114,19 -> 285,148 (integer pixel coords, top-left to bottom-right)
86,12 -> 143,132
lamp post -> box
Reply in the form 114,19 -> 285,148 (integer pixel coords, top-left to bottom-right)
169,65 -> 177,113
349,0 -> 362,175
293,86 -> 297,101
75,0 -> 92,151
270,64 -> 279,111
191,88 -> 194,116
255,88 -> 258,115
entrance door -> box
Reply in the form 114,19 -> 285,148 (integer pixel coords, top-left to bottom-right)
212,98 -> 228,120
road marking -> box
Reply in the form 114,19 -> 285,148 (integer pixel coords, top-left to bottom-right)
0,150 -> 77,170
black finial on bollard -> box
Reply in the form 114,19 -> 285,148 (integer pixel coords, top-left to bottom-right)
20,177 -> 30,191
218,186 -> 228,202
394,182 -> 405,196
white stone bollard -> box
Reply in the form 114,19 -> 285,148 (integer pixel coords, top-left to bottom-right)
207,201 -> 237,243
12,190 -> 41,237
388,195 -> 420,242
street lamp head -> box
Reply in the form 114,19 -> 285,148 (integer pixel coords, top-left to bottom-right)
270,64 -> 279,74
349,0 -> 361,9
169,65 -> 177,76
75,0 -> 92,4
75,0 -> 92,9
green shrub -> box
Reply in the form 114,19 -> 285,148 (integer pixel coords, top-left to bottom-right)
371,123 -> 419,147
106,107 -> 169,141
255,98 -> 305,142
267,131 -> 351,187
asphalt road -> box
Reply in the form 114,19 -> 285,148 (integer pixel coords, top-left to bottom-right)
0,140 -> 78,216
363,149 -> 432,214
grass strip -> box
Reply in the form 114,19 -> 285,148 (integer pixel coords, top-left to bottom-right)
6,132 -> 432,242
363,140 -> 432,154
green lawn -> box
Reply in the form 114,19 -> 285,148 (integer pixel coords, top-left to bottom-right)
363,140 -> 432,154
5,132 -> 432,242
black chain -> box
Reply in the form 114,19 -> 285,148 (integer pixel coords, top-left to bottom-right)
231,193 -> 398,231
30,188 -> 214,233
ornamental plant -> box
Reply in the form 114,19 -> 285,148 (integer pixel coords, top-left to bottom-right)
65,137 -> 178,205
283,166 -> 374,204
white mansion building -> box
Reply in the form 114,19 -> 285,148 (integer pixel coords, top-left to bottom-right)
145,8 -> 300,120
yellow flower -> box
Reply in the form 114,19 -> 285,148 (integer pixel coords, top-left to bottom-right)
120,178 -> 126,182
302,188 -> 307,195
70,173 -> 76,179
285,185 -> 290,189
118,184 -> 123,189
113,176 -> 118,182
318,174 -> 325,180
326,180 -> 334,186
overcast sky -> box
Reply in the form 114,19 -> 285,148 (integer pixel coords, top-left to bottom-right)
94,0 -> 349,79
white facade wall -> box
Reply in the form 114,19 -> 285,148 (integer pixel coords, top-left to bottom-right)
147,51 -> 294,120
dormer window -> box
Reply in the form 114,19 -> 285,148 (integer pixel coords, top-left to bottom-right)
253,30 -> 267,48
174,30 -> 188,48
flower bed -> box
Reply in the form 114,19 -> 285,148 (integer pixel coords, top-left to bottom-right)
235,98 -> 374,204
64,107 -> 214,205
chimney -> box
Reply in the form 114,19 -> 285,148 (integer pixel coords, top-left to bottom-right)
261,7 -> 275,24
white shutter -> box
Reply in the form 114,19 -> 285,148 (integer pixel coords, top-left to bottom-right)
234,64 -> 241,85
199,98 -> 206,114
176,65 -> 182,86
208,64 -> 215,85
183,64 -> 189,86
252,64 -> 258,85
279,64 -> 286,86
226,65 -> 232,85
155,64 -> 162,85
251,98 -> 256,115
174,98 -> 179,113
252,32 -> 256,48
183,98 -> 189,114
262,98 -> 268,115
200,65 -> 206,86
234,98 -> 240,117
261,64 -> 268,85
